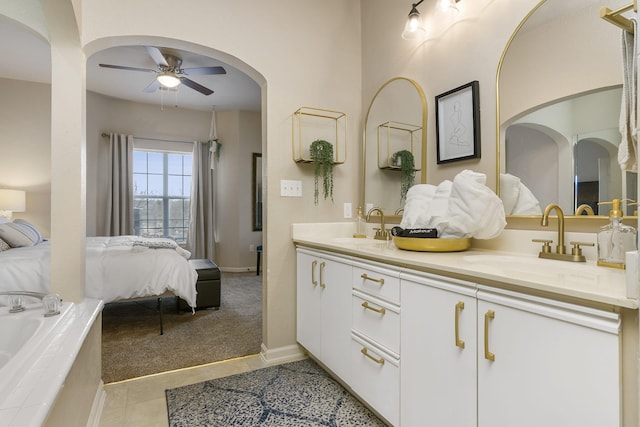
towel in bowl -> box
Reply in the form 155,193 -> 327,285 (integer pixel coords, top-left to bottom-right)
400,170 -> 506,239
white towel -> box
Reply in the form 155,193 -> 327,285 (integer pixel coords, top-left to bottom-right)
400,170 -> 506,239
499,173 -> 542,215
400,181 -> 452,230
618,19 -> 637,172
441,170 -> 506,239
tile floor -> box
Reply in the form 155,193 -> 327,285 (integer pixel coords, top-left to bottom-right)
99,354 -> 305,427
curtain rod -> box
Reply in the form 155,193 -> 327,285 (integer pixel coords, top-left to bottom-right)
101,133 -> 203,144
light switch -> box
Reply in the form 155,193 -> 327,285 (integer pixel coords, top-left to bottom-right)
344,203 -> 352,219
280,180 -> 303,197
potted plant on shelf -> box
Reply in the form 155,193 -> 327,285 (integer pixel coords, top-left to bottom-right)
310,139 -> 334,205
391,149 -> 416,201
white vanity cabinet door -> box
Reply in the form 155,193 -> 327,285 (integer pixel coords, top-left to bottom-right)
400,272 -> 477,427
296,248 -> 352,381
477,288 -> 621,427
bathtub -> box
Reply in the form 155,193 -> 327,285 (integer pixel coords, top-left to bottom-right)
0,298 -> 103,427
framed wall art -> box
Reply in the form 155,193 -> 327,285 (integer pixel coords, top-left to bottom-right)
435,80 -> 480,164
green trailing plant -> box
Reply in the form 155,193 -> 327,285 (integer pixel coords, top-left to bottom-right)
310,139 -> 334,205
391,149 -> 416,201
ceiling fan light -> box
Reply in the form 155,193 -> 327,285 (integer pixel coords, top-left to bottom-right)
157,72 -> 181,88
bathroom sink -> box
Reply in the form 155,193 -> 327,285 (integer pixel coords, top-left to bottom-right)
462,253 -> 592,274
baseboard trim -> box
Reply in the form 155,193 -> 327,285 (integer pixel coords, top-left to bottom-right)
87,380 -> 106,427
260,343 -> 306,365
219,267 -> 258,273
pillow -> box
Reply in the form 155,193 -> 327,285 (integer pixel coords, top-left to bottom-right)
0,237 -> 10,252
0,219 -> 43,247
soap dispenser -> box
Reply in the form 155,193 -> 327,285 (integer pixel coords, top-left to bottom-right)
354,206 -> 367,238
597,199 -> 637,269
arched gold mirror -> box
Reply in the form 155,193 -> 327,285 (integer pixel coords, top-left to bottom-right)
362,77 -> 427,218
496,0 -> 637,218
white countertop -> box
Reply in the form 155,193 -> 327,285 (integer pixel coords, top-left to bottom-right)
292,223 -> 637,309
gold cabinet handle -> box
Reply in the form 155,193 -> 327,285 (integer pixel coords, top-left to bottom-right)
319,261 -> 326,288
455,301 -> 465,349
484,310 -> 496,361
360,347 -> 385,365
311,260 -> 318,286
360,273 -> 384,285
361,301 -> 386,315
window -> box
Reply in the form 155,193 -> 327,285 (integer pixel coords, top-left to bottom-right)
133,150 -> 192,243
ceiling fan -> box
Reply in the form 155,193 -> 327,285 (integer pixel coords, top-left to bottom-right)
98,46 -> 226,96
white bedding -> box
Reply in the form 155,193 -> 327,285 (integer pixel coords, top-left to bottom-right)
0,236 -> 198,307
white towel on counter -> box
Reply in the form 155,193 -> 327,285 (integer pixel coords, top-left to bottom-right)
400,170 -> 506,239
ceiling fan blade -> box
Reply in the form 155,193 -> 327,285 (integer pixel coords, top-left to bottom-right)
143,79 -> 161,93
180,77 -> 214,95
183,66 -> 227,76
145,46 -> 169,67
99,63 -> 156,73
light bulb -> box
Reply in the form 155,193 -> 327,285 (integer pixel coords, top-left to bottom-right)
401,8 -> 427,40
157,72 -> 181,88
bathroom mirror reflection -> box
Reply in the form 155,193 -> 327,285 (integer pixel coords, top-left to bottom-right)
362,77 -> 427,216
498,0 -> 637,217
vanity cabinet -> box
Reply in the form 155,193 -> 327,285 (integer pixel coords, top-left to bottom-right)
296,244 -> 623,427
296,248 -> 352,382
400,272 -> 477,427
401,271 -> 621,427
477,287 -> 620,427
350,261 -> 401,425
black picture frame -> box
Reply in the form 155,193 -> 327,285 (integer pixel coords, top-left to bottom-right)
435,81 -> 481,164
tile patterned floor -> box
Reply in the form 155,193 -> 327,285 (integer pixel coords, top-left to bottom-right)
99,354 -> 303,427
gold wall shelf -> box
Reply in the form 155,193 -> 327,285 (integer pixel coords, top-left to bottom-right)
292,107 -> 347,164
377,121 -> 422,170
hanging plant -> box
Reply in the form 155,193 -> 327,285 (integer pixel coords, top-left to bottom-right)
310,140 -> 334,205
391,150 -> 416,201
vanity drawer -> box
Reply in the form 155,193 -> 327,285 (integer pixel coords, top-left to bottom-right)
350,332 -> 399,426
352,290 -> 400,355
352,262 -> 400,304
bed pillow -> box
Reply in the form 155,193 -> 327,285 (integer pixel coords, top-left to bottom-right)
0,237 -> 9,251
0,219 -> 43,247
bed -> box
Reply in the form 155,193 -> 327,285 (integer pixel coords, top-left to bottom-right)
0,229 -> 198,308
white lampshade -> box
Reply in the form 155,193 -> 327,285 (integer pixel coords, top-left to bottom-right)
157,72 -> 181,88
0,189 -> 26,211
0,189 -> 25,220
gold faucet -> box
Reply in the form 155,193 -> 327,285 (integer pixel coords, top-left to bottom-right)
575,204 -> 595,215
533,203 -> 593,262
366,207 -> 390,240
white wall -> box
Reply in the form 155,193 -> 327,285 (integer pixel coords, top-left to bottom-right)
0,78 -> 51,237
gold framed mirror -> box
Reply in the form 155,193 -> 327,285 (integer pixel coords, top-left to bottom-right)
362,77 -> 427,219
496,0 -> 637,221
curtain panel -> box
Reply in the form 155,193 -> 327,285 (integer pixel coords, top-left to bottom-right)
187,141 -> 216,260
105,133 -> 134,236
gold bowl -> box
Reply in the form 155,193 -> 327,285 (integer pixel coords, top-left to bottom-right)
393,236 -> 471,252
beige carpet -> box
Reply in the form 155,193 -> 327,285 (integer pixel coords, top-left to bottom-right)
102,272 -> 262,383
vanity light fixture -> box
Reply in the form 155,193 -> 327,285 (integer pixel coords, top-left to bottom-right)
437,0 -> 461,13
0,189 -> 26,220
402,0 -> 462,40
401,0 -> 427,40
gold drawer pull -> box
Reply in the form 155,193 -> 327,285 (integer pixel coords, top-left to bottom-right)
360,273 -> 384,285
361,301 -> 386,315
319,261 -> 326,288
311,260 -> 318,286
360,347 -> 385,365
455,301 -> 465,349
484,310 -> 496,361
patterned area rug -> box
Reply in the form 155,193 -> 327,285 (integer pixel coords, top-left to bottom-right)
165,358 -> 387,426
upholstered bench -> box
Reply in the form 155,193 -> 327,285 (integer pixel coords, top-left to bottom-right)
179,259 -> 221,310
